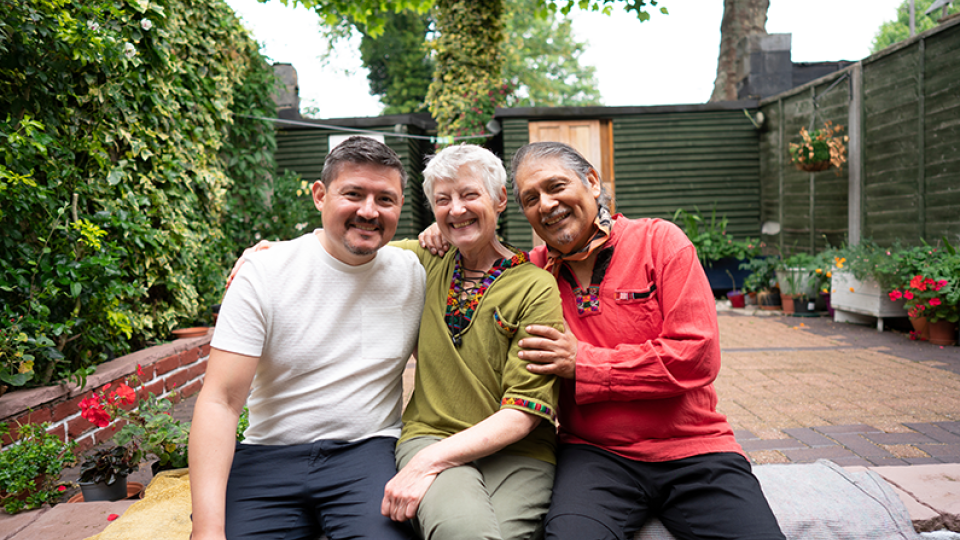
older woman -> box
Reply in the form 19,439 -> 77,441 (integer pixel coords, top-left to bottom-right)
381,144 -> 562,540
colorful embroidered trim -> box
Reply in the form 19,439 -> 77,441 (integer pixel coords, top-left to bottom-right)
501,397 -> 556,420
493,310 -> 516,333
573,286 -> 601,315
445,249 -> 529,338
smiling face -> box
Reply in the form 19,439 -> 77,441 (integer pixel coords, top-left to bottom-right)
312,162 -> 404,265
431,167 -> 508,258
514,157 -> 601,254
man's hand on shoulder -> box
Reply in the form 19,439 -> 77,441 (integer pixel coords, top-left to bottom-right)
418,222 -> 451,257
225,239 -> 275,289
518,324 -> 578,379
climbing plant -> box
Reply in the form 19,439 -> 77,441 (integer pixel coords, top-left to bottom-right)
0,0 -> 279,389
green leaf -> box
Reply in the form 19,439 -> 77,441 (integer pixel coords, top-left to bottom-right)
70,282 -> 82,297
107,169 -> 122,185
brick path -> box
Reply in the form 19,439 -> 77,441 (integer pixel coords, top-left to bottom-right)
715,311 -> 960,466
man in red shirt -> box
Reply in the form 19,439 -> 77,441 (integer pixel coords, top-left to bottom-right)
422,141 -> 784,540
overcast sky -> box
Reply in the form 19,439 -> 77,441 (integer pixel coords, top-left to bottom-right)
224,0 -> 908,119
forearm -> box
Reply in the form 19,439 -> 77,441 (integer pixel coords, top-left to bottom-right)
188,392 -> 245,539
407,408 -> 540,475
574,337 -> 719,404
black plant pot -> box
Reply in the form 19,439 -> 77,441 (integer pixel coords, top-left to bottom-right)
792,297 -> 818,317
79,475 -> 128,502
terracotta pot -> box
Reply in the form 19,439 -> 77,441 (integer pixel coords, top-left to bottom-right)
780,293 -> 795,315
172,327 -> 210,339
796,160 -> 831,172
928,320 -> 958,347
68,481 -> 143,503
910,316 -> 930,341
758,291 -> 781,311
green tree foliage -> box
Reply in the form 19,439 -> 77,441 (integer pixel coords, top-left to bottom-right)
871,0 -> 960,53
0,0 -> 283,389
501,0 -> 602,107
291,0 -> 664,137
427,0 -> 506,140
358,10 -> 435,115
357,0 -> 601,116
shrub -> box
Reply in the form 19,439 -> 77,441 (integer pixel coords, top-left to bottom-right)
0,0 -> 280,389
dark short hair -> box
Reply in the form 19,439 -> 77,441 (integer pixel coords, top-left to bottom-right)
510,142 -> 611,210
321,136 -> 407,189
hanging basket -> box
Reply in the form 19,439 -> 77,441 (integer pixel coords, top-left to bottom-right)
794,160 -> 832,172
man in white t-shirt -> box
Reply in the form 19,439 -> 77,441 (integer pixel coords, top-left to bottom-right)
189,137 -> 426,540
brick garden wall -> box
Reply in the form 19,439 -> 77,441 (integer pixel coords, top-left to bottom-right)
0,332 -> 211,455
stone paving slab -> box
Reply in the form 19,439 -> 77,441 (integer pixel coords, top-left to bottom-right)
5,500 -> 135,540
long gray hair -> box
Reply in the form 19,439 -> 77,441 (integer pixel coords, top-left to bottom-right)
510,142 -> 611,210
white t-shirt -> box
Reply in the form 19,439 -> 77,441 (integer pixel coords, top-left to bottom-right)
212,231 -> 426,445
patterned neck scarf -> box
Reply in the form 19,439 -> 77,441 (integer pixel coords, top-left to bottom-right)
543,206 -> 613,276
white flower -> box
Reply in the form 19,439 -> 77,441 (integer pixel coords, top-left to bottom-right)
87,21 -> 100,32
255,233 -> 262,240
294,222 -> 308,231
123,42 -> 137,59
140,19 -> 152,31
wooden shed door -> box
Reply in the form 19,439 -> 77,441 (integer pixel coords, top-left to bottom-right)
527,120 -> 615,246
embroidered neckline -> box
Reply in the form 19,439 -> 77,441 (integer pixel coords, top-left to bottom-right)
445,248 -> 528,346
559,247 -> 614,316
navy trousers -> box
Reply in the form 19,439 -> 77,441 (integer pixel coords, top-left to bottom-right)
544,444 -> 785,540
224,436 -> 412,540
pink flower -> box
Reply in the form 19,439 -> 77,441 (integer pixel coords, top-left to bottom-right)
935,280 -> 948,291
888,290 -> 903,301
107,514 -> 119,521
919,305 -> 926,311
58,485 -> 66,492
930,298 -> 942,307
137,364 -> 144,377
904,291 -> 914,300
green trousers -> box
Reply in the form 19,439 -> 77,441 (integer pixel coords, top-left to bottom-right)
396,436 -> 555,540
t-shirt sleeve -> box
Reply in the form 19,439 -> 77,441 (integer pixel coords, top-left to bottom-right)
211,261 -> 267,358
498,271 -> 563,425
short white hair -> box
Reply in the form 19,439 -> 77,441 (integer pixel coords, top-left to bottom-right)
422,144 -> 507,211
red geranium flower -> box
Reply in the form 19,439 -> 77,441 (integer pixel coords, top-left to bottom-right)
904,291 -> 914,300
113,383 -> 136,405
930,298 -> 942,307
888,290 -> 903,301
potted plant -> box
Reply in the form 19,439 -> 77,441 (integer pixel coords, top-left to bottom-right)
741,256 -> 780,310
0,422 -> 76,514
888,242 -> 960,346
114,391 -> 190,474
788,121 -> 848,174
77,444 -> 142,502
80,365 -> 190,475
673,207 -> 761,291
776,253 -> 816,315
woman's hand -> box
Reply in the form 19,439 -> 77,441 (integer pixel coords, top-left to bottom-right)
418,222 -> 451,257
381,450 -> 444,522
225,240 -> 275,288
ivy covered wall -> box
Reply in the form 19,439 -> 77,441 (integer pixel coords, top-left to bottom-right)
0,0 -> 287,390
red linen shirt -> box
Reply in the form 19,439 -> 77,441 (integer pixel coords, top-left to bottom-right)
530,215 -> 743,462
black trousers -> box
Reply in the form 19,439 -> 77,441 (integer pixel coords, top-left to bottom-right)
544,444 -> 785,540
224,436 -> 413,540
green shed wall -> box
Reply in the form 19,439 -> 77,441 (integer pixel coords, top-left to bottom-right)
499,111 -> 761,250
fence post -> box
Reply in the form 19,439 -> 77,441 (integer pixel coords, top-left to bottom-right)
778,98 -> 785,255
848,63 -> 863,246
918,38 -> 926,242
